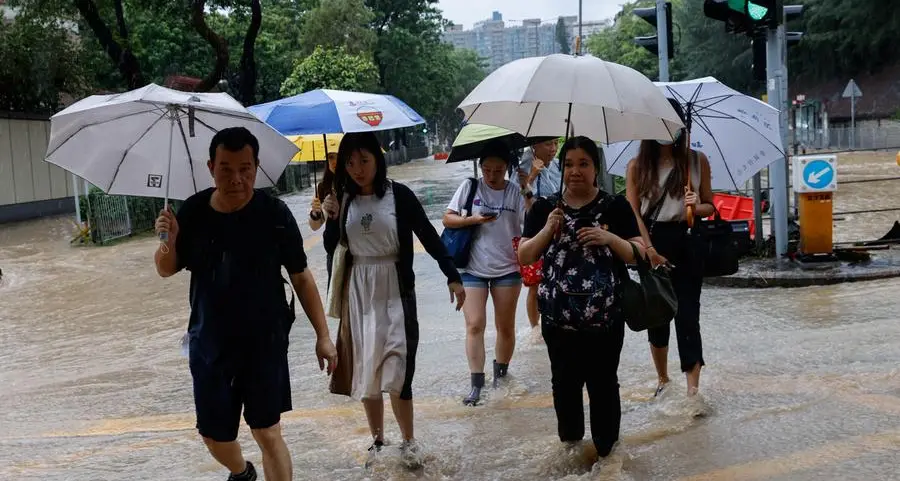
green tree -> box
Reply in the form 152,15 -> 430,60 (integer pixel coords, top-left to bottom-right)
280,45 -> 380,96
0,13 -> 86,112
364,0 -> 448,117
556,16 -> 571,54
673,0 -> 757,94
586,1 -> 671,81
433,48 -> 486,144
299,0 -> 376,57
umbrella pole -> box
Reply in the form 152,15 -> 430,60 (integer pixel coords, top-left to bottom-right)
160,108 -> 176,247
557,103 -> 574,201
684,112 -> 695,228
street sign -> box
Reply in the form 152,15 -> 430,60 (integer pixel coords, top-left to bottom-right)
842,79 -> 862,98
793,155 -> 837,193
796,94 -> 806,101
842,79 -> 862,148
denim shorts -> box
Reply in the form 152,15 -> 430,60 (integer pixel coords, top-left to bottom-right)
460,271 -> 523,289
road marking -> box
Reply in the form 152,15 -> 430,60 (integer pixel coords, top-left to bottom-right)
676,429 -> 900,481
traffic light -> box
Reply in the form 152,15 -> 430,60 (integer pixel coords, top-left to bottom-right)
751,35 -> 766,81
703,0 -> 751,34
633,2 -> 674,59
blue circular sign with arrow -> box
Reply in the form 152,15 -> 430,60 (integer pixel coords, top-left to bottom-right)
802,159 -> 835,191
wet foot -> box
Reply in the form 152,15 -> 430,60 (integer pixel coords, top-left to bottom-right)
654,380 -> 669,398
686,388 -> 709,417
226,461 -> 257,481
364,439 -> 384,469
399,439 -> 423,470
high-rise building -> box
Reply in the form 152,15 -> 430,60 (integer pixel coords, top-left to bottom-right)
443,12 -> 604,73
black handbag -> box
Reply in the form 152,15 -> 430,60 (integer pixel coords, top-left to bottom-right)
620,242 -> 678,332
689,208 -> 740,277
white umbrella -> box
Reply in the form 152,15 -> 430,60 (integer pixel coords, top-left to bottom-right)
457,54 -> 684,143
45,84 -> 299,204
603,77 -> 785,191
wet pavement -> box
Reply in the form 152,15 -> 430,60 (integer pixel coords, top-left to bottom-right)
2,157 -> 900,480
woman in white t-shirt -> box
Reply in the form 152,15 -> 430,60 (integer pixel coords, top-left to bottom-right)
442,141 -> 532,405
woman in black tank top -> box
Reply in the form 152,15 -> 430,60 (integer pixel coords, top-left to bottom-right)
625,98 -> 715,401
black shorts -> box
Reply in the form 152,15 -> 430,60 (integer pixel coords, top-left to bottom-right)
189,347 -> 292,442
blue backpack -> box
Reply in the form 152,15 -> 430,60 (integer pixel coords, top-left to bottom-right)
441,178 -> 479,268
537,193 -> 623,331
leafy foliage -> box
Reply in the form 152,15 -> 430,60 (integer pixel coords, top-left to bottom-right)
587,0 -> 900,96
280,45 -> 380,96
0,12 -> 86,112
299,0 -> 376,57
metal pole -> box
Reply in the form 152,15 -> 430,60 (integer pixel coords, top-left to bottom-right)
780,25 -> 791,221
72,172 -> 82,225
753,173 -> 763,248
767,26 -> 788,259
850,93 -> 856,149
656,0 -> 669,82
578,0 -> 583,54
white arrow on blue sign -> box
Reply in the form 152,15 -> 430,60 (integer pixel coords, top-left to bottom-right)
802,159 -> 834,190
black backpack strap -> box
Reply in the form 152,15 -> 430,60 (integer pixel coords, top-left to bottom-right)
463,177 -> 478,215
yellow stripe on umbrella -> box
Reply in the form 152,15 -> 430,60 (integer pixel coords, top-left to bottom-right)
286,134 -> 344,162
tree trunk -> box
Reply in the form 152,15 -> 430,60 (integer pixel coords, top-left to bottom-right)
237,0 -> 262,105
74,0 -> 144,89
191,0 -> 229,93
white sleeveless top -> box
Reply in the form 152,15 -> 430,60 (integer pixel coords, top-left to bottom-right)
639,157 -> 701,223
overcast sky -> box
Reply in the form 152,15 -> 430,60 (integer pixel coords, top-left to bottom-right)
436,0 -> 624,28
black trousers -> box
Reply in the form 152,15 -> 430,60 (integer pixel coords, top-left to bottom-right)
646,221 -> 705,373
543,320 -> 625,457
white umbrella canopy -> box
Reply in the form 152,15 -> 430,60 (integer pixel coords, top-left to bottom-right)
457,54 -> 684,143
45,83 -> 299,202
603,77 -> 785,191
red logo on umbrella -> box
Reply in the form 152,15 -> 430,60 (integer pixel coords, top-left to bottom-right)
357,108 -> 383,127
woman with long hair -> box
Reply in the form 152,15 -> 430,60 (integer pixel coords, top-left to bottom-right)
625,98 -> 714,399
321,132 -> 466,468
309,152 -> 338,282
518,136 -> 642,458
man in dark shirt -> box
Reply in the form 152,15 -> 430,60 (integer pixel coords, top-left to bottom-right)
154,127 -> 337,481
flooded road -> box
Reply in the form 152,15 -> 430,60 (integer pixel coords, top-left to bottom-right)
2,157 -> 900,480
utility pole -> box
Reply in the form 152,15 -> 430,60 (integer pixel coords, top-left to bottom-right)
578,0 -> 583,54
656,0 -> 670,81
767,17 -> 789,259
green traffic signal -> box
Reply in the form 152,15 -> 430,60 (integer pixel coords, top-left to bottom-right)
727,0 -> 768,20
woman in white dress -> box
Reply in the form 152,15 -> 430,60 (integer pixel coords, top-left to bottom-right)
322,132 -> 466,468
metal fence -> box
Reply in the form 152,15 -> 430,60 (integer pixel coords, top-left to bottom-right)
793,125 -> 900,152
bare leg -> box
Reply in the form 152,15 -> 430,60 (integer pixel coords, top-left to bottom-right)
651,345 -> 670,387
491,284 -> 522,364
202,437 -> 247,474
463,287 -> 489,373
389,393 -> 415,441
251,424 -> 292,481
526,285 -> 540,328
686,362 -> 701,395
362,397 -> 385,442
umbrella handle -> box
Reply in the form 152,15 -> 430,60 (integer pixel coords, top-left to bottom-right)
685,130 -> 695,228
